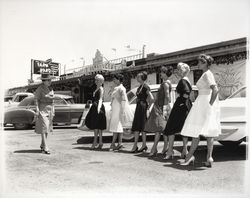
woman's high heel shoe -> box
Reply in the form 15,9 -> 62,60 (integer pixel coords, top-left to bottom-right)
164,152 -> 174,160
161,149 -> 168,155
42,149 -> 50,155
204,157 -> 214,168
130,146 -> 138,153
138,146 -> 148,153
180,150 -> 188,159
115,144 -> 123,151
97,144 -> 103,149
148,150 -> 158,157
180,156 -> 195,166
40,145 -> 44,151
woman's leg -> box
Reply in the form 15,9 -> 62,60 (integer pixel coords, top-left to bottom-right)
41,133 -> 50,153
185,137 -> 200,161
161,135 -> 168,154
149,132 -> 161,155
91,129 -> 98,148
98,130 -> 103,148
131,131 -> 139,151
110,132 -> 117,149
166,135 -> 174,156
206,137 -> 214,161
40,134 -> 45,149
118,133 -> 123,146
181,136 -> 188,158
141,132 -> 147,148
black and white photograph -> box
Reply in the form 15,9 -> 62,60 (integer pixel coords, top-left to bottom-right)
0,0 -> 249,197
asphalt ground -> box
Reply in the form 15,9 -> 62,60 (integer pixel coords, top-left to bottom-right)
1,126 -> 249,198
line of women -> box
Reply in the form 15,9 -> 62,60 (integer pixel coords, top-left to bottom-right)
80,53 -> 221,168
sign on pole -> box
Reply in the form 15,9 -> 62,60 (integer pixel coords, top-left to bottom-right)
31,59 -> 60,76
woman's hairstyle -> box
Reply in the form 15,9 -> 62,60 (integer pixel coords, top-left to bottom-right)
95,74 -> 105,84
177,62 -> 190,75
113,74 -> 124,82
198,54 -> 214,66
137,71 -> 148,81
160,66 -> 173,77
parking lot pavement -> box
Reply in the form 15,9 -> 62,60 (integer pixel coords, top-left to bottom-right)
1,126 -> 249,197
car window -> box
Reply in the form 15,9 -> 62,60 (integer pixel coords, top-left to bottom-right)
18,95 -> 28,102
18,97 -> 34,106
54,98 -> 67,105
65,98 -> 75,104
4,97 -> 13,102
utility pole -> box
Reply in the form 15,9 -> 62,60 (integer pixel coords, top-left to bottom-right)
142,45 -> 146,58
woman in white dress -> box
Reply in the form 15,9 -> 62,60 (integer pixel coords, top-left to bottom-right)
180,54 -> 221,167
109,74 -> 133,151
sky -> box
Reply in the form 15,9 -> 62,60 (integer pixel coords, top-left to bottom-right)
0,0 -> 249,90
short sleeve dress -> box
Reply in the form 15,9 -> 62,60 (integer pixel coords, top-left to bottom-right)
163,77 -> 192,136
144,81 -> 172,133
85,87 -> 107,130
131,83 -> 150,132
181,70 -> 221,138
34,84 -> 54,134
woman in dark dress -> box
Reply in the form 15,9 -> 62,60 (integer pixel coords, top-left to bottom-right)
85,74 -> 106,149
144,66 -> 173,157
163,62 -> 192,159
130,72 -> 154,153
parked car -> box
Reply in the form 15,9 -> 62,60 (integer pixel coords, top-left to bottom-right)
4,92 -> 34,108
4,94 -> 85,130
217,86 -> 247,146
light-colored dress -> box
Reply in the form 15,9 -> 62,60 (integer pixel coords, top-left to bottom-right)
109,84 -> 133,133
144,81 -> 172,133
34,84 -> 54,134
181,70 -> 221,138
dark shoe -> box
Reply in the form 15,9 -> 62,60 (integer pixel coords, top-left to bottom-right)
148,150 -> 158,157
115,144 -> 123,151
109,145 -> 115,151
130,146 -> 138,153
97,144 -> 103,149
138,146 -> 148,153
42,150 -> 51,155
40,145 -> 44,151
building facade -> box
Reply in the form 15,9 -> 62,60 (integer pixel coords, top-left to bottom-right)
7,37 -> 247,102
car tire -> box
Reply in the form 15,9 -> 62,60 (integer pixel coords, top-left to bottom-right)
13,123 -> 30,130
218,140 -> 243,147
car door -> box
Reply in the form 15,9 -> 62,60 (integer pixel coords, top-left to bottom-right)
53,97 -> 71,124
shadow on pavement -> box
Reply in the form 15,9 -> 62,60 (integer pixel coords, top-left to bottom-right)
14,149 -> 42,154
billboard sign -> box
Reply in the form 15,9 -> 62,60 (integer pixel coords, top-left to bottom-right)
31,59 -> 60,76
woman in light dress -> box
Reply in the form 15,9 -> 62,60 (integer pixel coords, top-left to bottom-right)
180,54 -> 221,167
34,72 -> 55,155
144,66 -> 173,157
109,74 -> 133,151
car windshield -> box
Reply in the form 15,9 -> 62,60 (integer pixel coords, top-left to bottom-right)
227,87 -> 246,99
18,96 -> 34,106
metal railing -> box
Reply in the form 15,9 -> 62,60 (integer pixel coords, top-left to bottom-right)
63,53 -> 142,79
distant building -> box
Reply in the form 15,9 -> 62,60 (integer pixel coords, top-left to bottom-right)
7,37 -> 247,102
